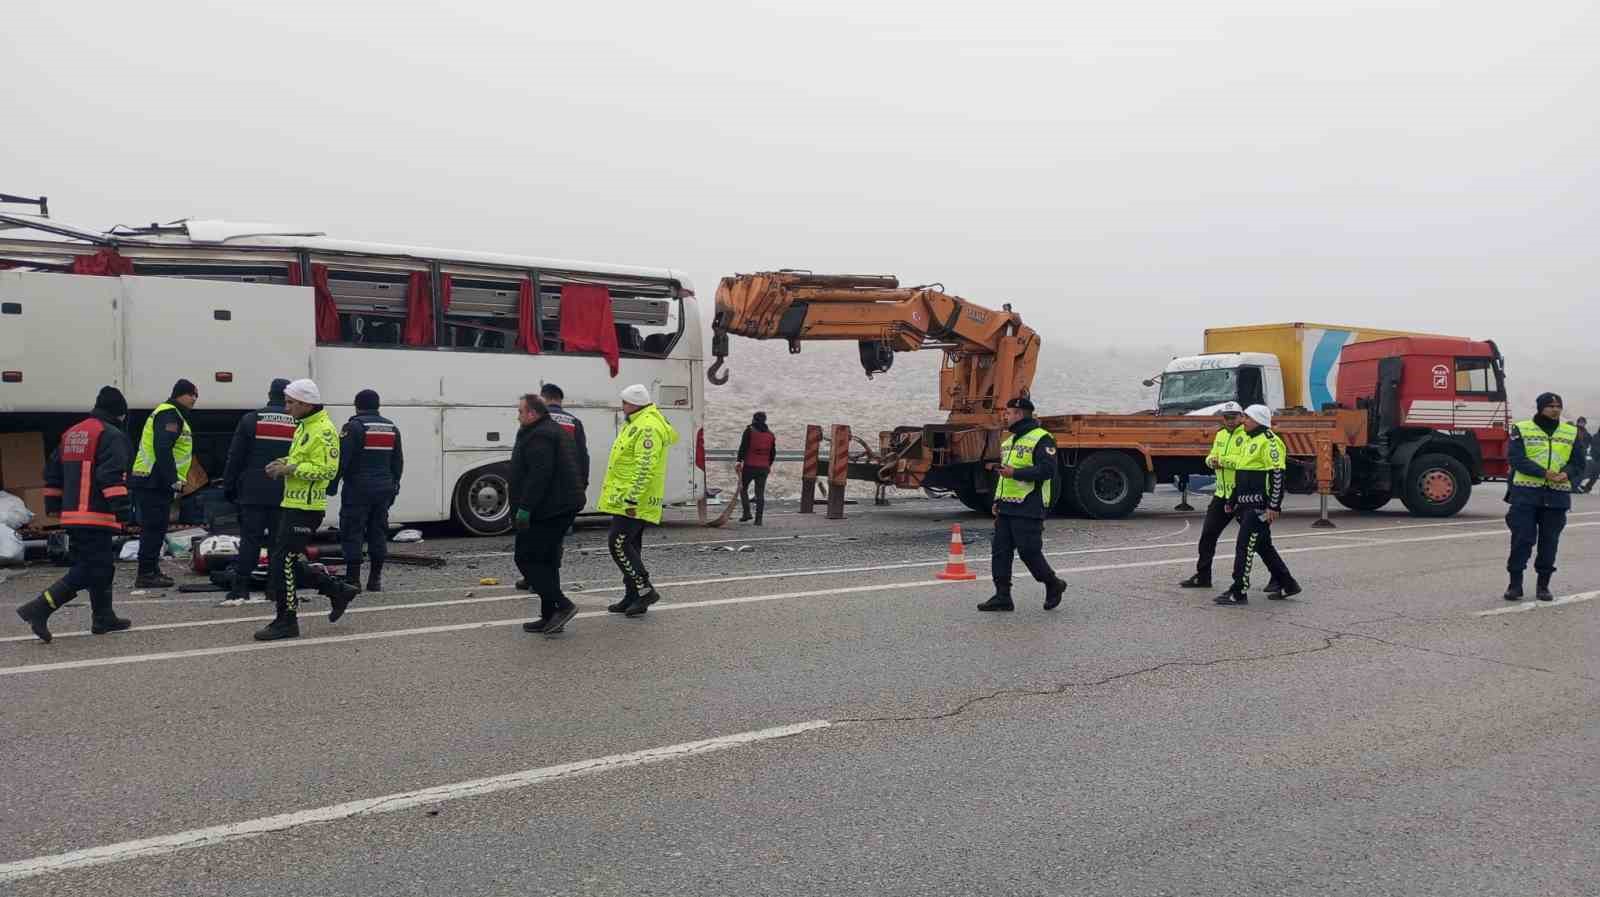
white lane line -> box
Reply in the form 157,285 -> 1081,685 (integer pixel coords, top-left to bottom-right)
1474,590 -> 1600,617
7,523 -> 1595,677
450,532 -> 839,560
0,719 -> 833,884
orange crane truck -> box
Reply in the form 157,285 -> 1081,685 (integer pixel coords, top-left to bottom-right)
708,272 -> 1503,521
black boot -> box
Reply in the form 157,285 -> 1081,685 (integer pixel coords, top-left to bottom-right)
607,593 -> 637,614
322,578 -> 360,623
516,578 -> 530,591
366,562 -> 383,593
253,603 -> 300,641
1262,577 -> 1282,594
1503,573 -> 1524,601
1266,579 -> 1302,600
523,616 -> 551,633
1179,572 -> 1211,589
1043,578 -> 1067,610
625,588 -> 660,617
977,584 -> 1014,612
89,588 -> 131,634
1536,573 -> 1554,601
543,602 -> 579,636
1214,588 -> 1248,606
134,569 -> 175,589
16,594 -> 59,643
343,563 -> 363,592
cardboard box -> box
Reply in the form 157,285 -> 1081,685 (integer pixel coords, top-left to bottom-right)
0,432 -> 48,491
181,455 -> 210,497
15,485 -> 59,530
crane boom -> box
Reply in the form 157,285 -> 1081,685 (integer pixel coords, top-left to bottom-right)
707,271 -> 1040,427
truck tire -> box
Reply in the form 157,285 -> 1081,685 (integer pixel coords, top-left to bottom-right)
1054,479 -> 1085,516
1072,451 -> 1144,519
1399,453 -> 1471,518
453,463 -> 514,535
954,467 -> 998,515
1335,490 -> 1392,512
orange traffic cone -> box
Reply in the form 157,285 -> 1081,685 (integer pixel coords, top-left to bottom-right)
936,524 -> 978,581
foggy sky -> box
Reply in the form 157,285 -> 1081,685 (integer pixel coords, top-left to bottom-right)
4,1 -> 1597,366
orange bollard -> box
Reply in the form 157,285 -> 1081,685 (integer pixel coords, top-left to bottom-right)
935,524 -> 978,581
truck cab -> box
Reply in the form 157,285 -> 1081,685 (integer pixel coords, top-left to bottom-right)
1156,352 -> 1285,415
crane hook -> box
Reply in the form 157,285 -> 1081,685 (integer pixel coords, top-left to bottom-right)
706,356 -> 730,386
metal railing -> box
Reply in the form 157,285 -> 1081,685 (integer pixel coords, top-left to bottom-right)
704,449 -> 826,463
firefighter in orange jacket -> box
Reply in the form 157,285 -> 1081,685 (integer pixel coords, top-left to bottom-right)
16,387 -> 136,642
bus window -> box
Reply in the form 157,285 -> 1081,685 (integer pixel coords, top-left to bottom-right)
323,268 -> 414,346
538,285 -> 682,357
442,273 -> 523,352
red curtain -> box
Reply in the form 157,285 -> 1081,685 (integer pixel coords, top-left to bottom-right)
559,283 -> 619,377
440,274 -> 453,314
70,249 -> 135,276
288,263 -> 343,343
515,279 -> 540,354
402,271 -> 435,347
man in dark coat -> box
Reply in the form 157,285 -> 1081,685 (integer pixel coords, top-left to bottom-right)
511,394 -> 586,636
219,378 -> 293,604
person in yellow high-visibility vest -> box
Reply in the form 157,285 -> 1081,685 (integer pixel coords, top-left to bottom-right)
129,378 -> 199,589
598,383 -> 679,617
1502,392 -> 1586,601
1180,401 -> 1246,590
978,396 -> 1067,612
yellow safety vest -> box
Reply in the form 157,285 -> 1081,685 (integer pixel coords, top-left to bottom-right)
281,409 -> 342,511
1511,419 -> 1576,491
1233,430 -> 1286,472
597,404 -> 679,524
1207,426 -> 1245,499
996,427 -> 1053,507
133,402 -> 193,481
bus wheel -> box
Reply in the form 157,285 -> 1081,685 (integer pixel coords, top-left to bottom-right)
1399,453 -> 1471,518
453,464 -> 514,535
1073,451 -> 1144,519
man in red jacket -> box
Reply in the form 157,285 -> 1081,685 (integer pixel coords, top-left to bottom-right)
736,411 -> 775,525
16,387 -> 136,642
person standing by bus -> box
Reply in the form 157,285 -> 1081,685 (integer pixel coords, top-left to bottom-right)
541,384 -> 589,495
219,378 -> 293,605
16,387 -> 135,642
330,389 -> 403,593
736,411 -> 775,525
600,384 -> 678,617
511,394 -> 585,636
254,379 -> 360,641
129,378 -> 199,589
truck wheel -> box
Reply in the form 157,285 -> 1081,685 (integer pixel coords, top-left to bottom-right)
1072,451 -> 1144,519
453,463 -> 514,535
954,467 -> 997,515
1054,479 -> 1085,517
1334,491 -> 1392,512
1399,453 -> 1471,518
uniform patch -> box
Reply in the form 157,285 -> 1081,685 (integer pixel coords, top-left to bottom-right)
1044,446 -> 1056,455
642,438 -> 654,450
165,423 -> 180,433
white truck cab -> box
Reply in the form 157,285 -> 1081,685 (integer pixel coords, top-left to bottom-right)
1155,352 -> 1286,416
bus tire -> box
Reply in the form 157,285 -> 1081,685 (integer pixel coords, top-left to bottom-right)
1399,453 -> 1471,518
453,463 -> 515,535
1072,451 -> 1144,519
1334,490 -> 1392,512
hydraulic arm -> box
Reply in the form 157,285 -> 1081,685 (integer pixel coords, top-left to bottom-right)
706,271 -> 1040,427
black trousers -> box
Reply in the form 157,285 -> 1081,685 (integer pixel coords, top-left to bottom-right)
1194,495 -> 1235,578
607,515 -> 653,596
267,509 -> 335,613
991,514 -> 1058,588
1231,509 -> 1292,591
339,494 -> 391,573
134,487 -> 173,573
516,512 -> 578,618
232,504 -> 279,593
739,467 -> 770,522
45,527 -> 117,614
1506,503 -> 1567,575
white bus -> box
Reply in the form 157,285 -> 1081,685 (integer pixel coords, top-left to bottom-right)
0,211 -> 706,535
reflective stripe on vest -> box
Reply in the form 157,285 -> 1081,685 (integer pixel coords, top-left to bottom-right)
1511,419 -> 1576,491
133,403 -> 193,480
995,427 -> 1053,506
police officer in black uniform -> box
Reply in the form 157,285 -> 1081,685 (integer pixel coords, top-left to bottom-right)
220,378 -> 294,604
330,389 -> 403,592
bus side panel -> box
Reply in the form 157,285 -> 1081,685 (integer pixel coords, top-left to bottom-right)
123,277 -> 313,410
372,405 -> 443,526
0,272 -> 121,413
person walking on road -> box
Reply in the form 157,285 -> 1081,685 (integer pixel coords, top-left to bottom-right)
1215,404 -> 1300,605
515,383 -> 590,592
219,378 -> 293,605
129,378 -> 199,589
254,379 -> 360,641
1502,392 -> 1585,601
330,389 -> 403,593
737,411 -> 776,525
16,387 -> 135,642
511,394 -> 585,636
600,383 -> 679,617
978,396 -> 1067,612
1574,415 -> 1597,494
1180,402 -> 1246,590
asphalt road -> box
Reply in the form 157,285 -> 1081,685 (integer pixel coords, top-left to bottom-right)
2,491 -> 1597,896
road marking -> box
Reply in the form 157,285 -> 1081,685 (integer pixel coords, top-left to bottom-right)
450,532 -> 840,559
0,719 -> 833,884
6,523 -> 1595,677
1474,590 -> 1600,617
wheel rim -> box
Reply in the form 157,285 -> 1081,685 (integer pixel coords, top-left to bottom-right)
466,473 -> 511,525
1418,468 -> 1456,503
1092,468 -> 1130,505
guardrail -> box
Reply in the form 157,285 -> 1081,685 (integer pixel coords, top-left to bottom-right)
704,449 -> 827,463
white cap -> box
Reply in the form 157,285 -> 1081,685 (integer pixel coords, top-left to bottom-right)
1244,404 -> 1272,428
619,384 -> 652,406
284,378 -> 322,404
1218,401 -> 1244,414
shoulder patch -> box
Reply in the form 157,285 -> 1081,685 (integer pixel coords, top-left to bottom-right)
1044,445 -> 1056,455
164,422 -> 180,433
